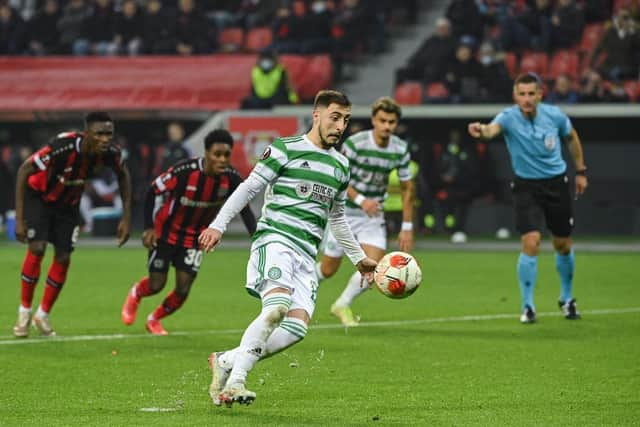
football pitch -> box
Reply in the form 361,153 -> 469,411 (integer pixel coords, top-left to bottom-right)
0,244 -> 639,426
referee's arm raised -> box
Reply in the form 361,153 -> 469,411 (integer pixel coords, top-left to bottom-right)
467,122 -> 502,140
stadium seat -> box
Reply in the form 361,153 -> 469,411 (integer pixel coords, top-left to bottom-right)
244,27 -> 273,52
579,23 -> 604,55
218,28 -> 245,52
519,52 -> 549,79
394,81 -> 423,105
613,0 -> 640,14
424,82 -> 450,103
504,52 -> 518,78
549,50 -> 580,80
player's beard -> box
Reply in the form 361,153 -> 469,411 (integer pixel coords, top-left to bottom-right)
318,127 -> 340,149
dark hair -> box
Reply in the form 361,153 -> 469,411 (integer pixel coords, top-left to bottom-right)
84,111 -> 113,126
313,89 -> 351,109
371,96 -> 402,119
514,72 -> 542,88
204,129 -> 234,150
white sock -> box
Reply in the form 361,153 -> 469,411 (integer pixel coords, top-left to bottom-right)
227,293 -> 291,385
334,271 -> 368,308
36,305 -> 48,318
264,317 -> 308,358
19,305 -> 31,314
315,262 -> 326,283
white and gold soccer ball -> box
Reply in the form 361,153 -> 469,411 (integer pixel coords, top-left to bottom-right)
374,251 -> 422,299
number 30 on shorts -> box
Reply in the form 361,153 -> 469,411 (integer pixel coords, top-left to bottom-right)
184,249 -> 203,267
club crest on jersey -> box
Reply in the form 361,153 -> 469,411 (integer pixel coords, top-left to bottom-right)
268,266 -> 282,280
544,134 -> 556,150
295,182 -> 311,198
261,147 -> 271,160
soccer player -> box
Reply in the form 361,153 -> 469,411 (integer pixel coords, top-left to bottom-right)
316,96 -> 415,326
467,72 -> 588,324
121,129 -> 257,335
13,112 -> 131,337
199,90 -> 377,407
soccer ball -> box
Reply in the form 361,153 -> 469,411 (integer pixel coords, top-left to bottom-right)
374,251 -> 422,299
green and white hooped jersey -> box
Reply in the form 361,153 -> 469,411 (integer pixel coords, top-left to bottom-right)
343,130 -> 412,210
251,135 -> 350,259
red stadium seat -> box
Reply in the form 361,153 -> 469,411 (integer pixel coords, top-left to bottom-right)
549,49 -> 580,80
424,82 -> 449,101
504,52 -> 518,78
244,27 -> 273,52
613,0 -> 640,14
579,23 -> 604,55
218,28 -> 245,52
519,52 -> 549,79
394,81 -> 423,105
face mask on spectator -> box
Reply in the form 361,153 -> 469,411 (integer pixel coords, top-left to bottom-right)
259,59 -> 275,71
480,55 -> 493,66
312,1 -> 326,13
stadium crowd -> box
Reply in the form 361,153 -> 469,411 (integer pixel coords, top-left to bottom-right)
395,0 -> 640,104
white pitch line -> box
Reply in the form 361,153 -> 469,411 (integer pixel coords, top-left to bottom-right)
1,307 -> 639,346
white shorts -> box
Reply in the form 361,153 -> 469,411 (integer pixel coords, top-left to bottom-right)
246,242 -> 318,317
322,213 -> 387,258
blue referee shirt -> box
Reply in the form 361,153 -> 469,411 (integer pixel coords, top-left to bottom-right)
491,103 -> 572,179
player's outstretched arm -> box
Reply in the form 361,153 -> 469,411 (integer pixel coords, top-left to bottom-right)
468,122 -> 501,140
115,165 -> 132,247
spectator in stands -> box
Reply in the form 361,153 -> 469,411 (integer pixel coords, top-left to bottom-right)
0,0 -> 27,54
113,0 -> 142,55
298,0 -> 333,54
396,17 -> 455,84
57,0 -> 90,55
446,0 -> 484,42
332,0 -> 368,78
590,8 -> 640,81
74,0 -> 118,56
79,169 -> 122,233
547,74 -> 579,104
0,155 -> 12,222
579,69 -> 607,102
27,0 -> 61,55
241,49 -> 299,109
478,41 -> 512,102
174,0 -> 216,55
601,80 -> 632,102
443,36 -> 483,103
157,122 -> 191,174
237,0 -> 282,30
550,0 -> 584,49
141,0 -> 174,54
500,0 -> 552,52
270,4 -> 297,53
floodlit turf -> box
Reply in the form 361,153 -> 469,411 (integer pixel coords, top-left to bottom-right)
0,244 -> 639,426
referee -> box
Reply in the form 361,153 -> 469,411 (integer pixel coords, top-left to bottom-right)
468,72 -> 588,324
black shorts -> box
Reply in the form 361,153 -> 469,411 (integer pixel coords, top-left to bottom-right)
147,240 -> 203,276
511,174 -> 574,237
24,188 -> 81,252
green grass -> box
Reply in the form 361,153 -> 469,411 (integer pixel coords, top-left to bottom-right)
0,245 -> 639,426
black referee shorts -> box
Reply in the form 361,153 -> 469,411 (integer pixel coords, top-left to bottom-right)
510,174 -> 574,237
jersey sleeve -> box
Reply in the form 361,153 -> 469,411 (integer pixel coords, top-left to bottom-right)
555,108 -> 573,138
31,144 -> 53,171
491,108 -> 512,134
396,145 -> 413,182
251,138 -> 288,184
31,136 -> 71,171
151,165 -> 178,195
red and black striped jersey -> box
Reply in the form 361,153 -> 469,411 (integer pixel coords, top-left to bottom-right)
147,158 -> 256,249
28,132 -> 123,207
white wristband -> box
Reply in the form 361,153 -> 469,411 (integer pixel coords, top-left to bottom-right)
401,221 -> 413,231
354,194 -> 365,206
